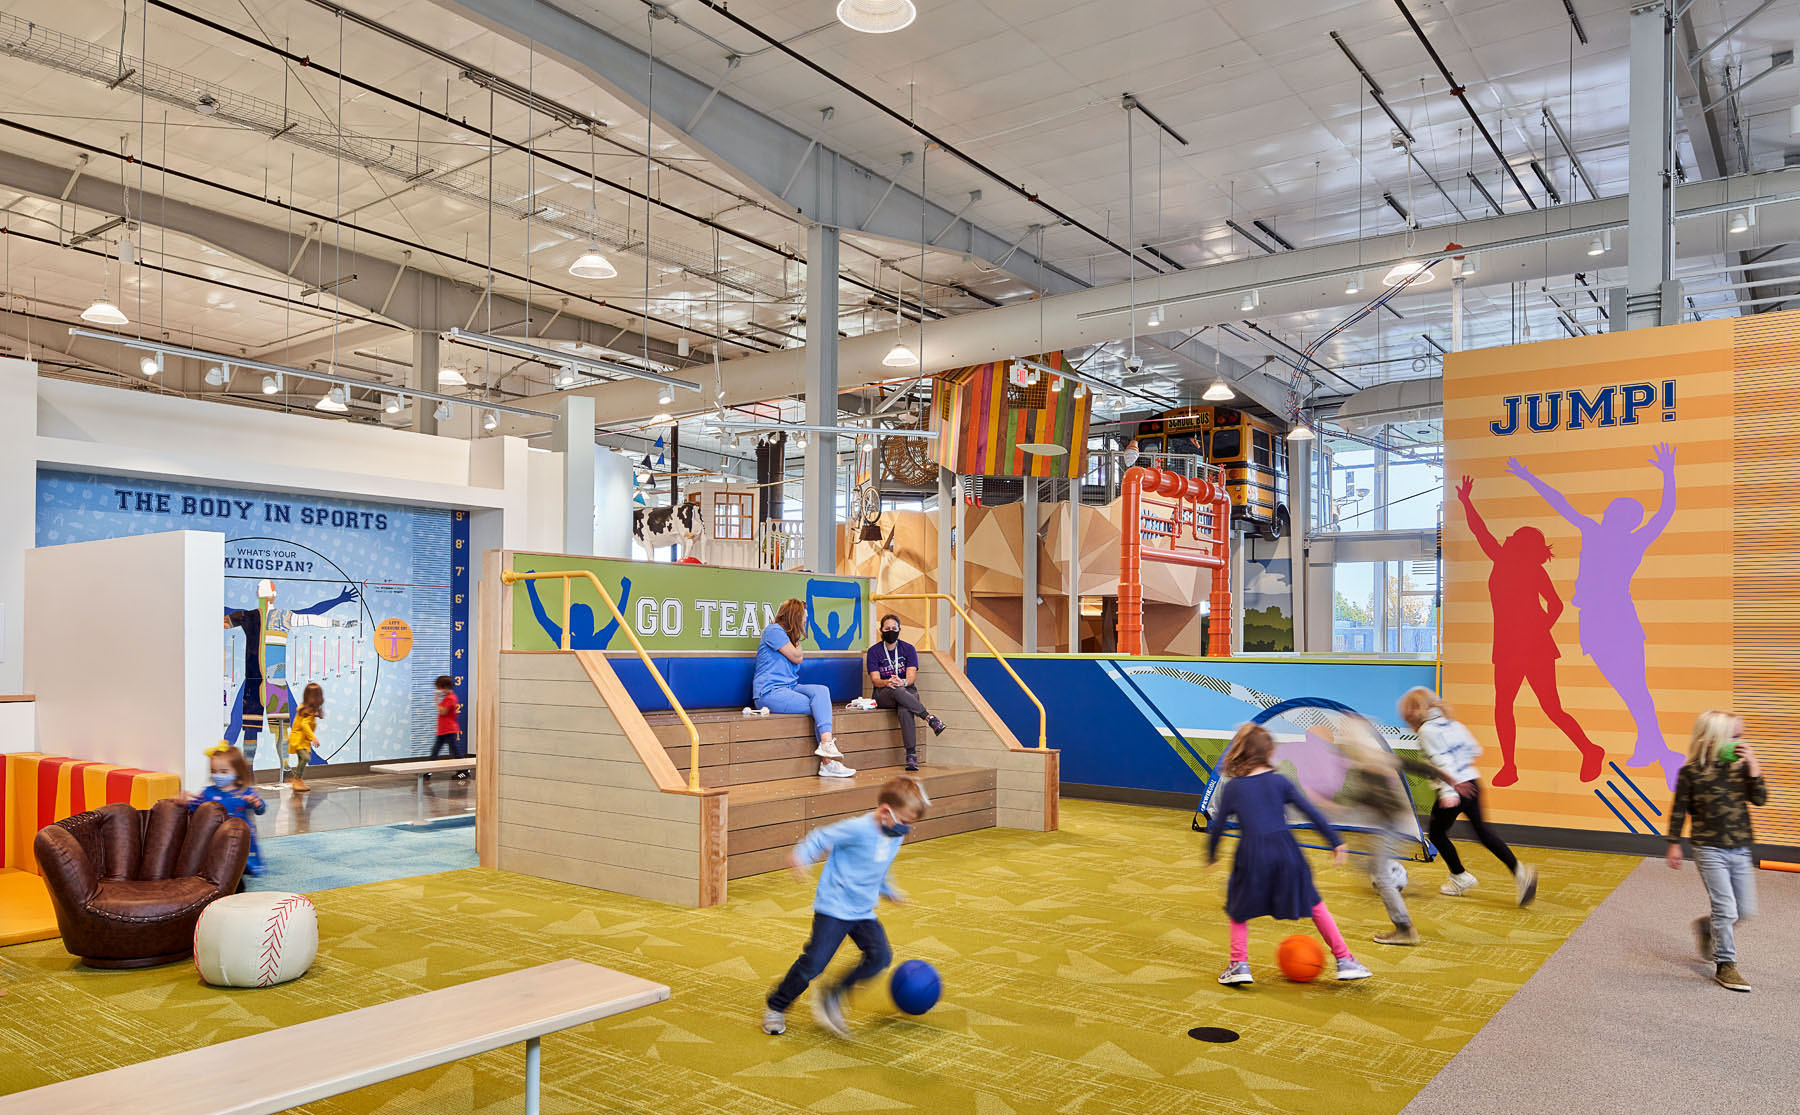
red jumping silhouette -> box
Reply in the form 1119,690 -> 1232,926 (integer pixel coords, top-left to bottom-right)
1457,476 -> 1604,787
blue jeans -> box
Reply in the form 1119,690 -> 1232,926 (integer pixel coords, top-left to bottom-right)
756,683 -> 834,738
767,913 -> 891,1012
1694,845 -> 1757,963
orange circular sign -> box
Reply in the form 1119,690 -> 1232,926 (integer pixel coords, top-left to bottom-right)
374,618 -> 413,662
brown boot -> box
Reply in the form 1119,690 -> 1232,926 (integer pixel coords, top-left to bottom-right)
292,778 -> 311,793
1373,924 -> 1420,946
1715,962 -> 1751,992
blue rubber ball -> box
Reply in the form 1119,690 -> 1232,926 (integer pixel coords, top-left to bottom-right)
889,959 -> 941,1015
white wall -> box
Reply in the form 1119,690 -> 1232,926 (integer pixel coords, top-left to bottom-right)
0,700 -> 34,754
26,531 -> 222,788
594,450 -> 635,558
0,359 -> 35,693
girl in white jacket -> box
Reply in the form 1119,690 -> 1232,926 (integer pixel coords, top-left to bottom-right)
1399,687 -> 1539,906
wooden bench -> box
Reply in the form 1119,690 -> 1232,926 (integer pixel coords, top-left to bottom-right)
643,708 -> 998,879
0,958 -> 668,1115
369,758 -> 478,826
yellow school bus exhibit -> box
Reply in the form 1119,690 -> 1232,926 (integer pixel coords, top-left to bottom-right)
1135,406 -> 1291,539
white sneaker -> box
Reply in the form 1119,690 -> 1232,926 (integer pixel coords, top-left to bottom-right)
1217,961 -> 1254,985
1514,864 -> 1539,906
818,759 -> 857,778
741,706 -> 769,717
1440,871 -> 1478,896
761,1008 -> 786,1035
811,990 -> 851,1037
814,739 -> 845,760
1334,958 -> 1373,981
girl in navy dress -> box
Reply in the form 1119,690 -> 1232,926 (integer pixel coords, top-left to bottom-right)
1208,724 -> 1371,984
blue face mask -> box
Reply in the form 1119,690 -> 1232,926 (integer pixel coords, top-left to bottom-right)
210,772 -> 236,788
880,820 -> 911,838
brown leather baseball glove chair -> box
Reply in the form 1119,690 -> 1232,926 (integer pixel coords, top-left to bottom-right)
35,799 -> 252,968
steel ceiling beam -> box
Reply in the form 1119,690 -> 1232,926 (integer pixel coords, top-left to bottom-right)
434,0 -> 1088,294
0,148 -> 686,367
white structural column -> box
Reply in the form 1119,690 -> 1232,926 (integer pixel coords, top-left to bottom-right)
1626,0 -> 1677,328
804,222 -> 840,574
1286,440 -> 1311,653
1065,489 -> 1080,652
412,330 -> 440,436
1022,479 -> 1039,652
552,395 -> 597,555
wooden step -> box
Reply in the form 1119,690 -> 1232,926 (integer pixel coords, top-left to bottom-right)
649,708 -> 936,789
721,764 -> 998,880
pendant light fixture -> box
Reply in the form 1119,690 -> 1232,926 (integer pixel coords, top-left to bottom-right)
1286,417 -> 1315,441
836,0 -> 917,34
438,366 -> 467,387
80,296 -> 128,326
81,236 -> 129,325
1202,326 -> 1234,402
1382,260 -> 1434,286
570,129 -> 618,278
880,261 -> 917,366
315,386 -> 349,413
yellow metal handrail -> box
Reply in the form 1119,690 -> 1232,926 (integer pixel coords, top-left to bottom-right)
873,592 -> 1047,750
500,568 -> 703,792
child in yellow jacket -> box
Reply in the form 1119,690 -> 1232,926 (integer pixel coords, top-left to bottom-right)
289,682 -> 324,793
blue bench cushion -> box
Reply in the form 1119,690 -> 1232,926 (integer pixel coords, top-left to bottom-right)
608,654 -> 863,713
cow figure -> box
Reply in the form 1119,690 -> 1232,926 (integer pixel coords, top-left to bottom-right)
633,501 -> 705,562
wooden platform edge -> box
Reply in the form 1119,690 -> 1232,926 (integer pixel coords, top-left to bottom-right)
924,650 -> 1060,832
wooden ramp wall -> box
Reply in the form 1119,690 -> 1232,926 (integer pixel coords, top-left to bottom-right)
489,651 -> 726,908
913,651 -> 1060,832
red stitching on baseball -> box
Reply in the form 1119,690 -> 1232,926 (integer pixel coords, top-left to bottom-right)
256,895 -> 312,987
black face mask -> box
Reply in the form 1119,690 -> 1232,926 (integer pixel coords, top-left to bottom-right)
881,629 -> 900,644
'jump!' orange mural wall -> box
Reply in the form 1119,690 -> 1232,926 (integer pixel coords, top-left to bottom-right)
1444,312 -> 1796,849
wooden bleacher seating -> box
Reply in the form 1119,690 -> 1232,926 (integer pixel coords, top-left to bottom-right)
643,708 -> 997,879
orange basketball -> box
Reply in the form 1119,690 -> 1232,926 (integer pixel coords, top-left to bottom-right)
1276,934 -> 1326,982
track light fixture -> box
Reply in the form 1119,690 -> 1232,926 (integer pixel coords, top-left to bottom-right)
1728,209 -> 1752,234
139,355 -> 160,378
433,401 -> 453,422
262,374 -> 280,395
1345,273 -> 1364,296
483,410 -> 499,432
657,384 -> 675,407
315,386 -> 349,413
383,394 -> 402,415
1238,290 -> 1260,313
204,363 -> 230,387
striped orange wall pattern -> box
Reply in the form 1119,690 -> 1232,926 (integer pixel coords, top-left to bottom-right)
932,353 -> 1090,479
1444,312 -> 1796,850
1,753 -> 180,873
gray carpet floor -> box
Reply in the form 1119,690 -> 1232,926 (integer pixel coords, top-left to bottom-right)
1404,856 -> 1800,1114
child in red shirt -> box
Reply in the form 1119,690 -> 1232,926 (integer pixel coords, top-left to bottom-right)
429,675 -> 467,780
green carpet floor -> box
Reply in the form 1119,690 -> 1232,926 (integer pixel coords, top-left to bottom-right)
0,801 -> 1636,1114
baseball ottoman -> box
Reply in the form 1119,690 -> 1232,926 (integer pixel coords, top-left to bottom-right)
194,892 -> 318,988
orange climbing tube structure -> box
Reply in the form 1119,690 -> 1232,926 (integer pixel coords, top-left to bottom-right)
1118,465 -> 1232,657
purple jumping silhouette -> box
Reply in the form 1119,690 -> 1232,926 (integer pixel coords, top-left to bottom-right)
1508,445 -> 1685,789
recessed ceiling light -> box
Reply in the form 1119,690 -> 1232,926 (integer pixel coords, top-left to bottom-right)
837,0 -> 917,33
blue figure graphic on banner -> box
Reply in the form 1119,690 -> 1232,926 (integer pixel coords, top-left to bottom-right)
805,578 -> 863,650
525,572 -> 631,648
223,580 -> 360,762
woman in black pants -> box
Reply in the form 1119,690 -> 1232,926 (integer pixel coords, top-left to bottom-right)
865,615 -> 945,772
1399,687 -> 1539,906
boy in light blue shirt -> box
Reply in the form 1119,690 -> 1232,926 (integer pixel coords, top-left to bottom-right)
763,776 -> 930,1037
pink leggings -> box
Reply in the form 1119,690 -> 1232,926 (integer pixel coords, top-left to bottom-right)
1230,902 -> 1350,964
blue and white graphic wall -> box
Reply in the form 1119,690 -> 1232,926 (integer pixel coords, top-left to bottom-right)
37,469 -> 465,768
